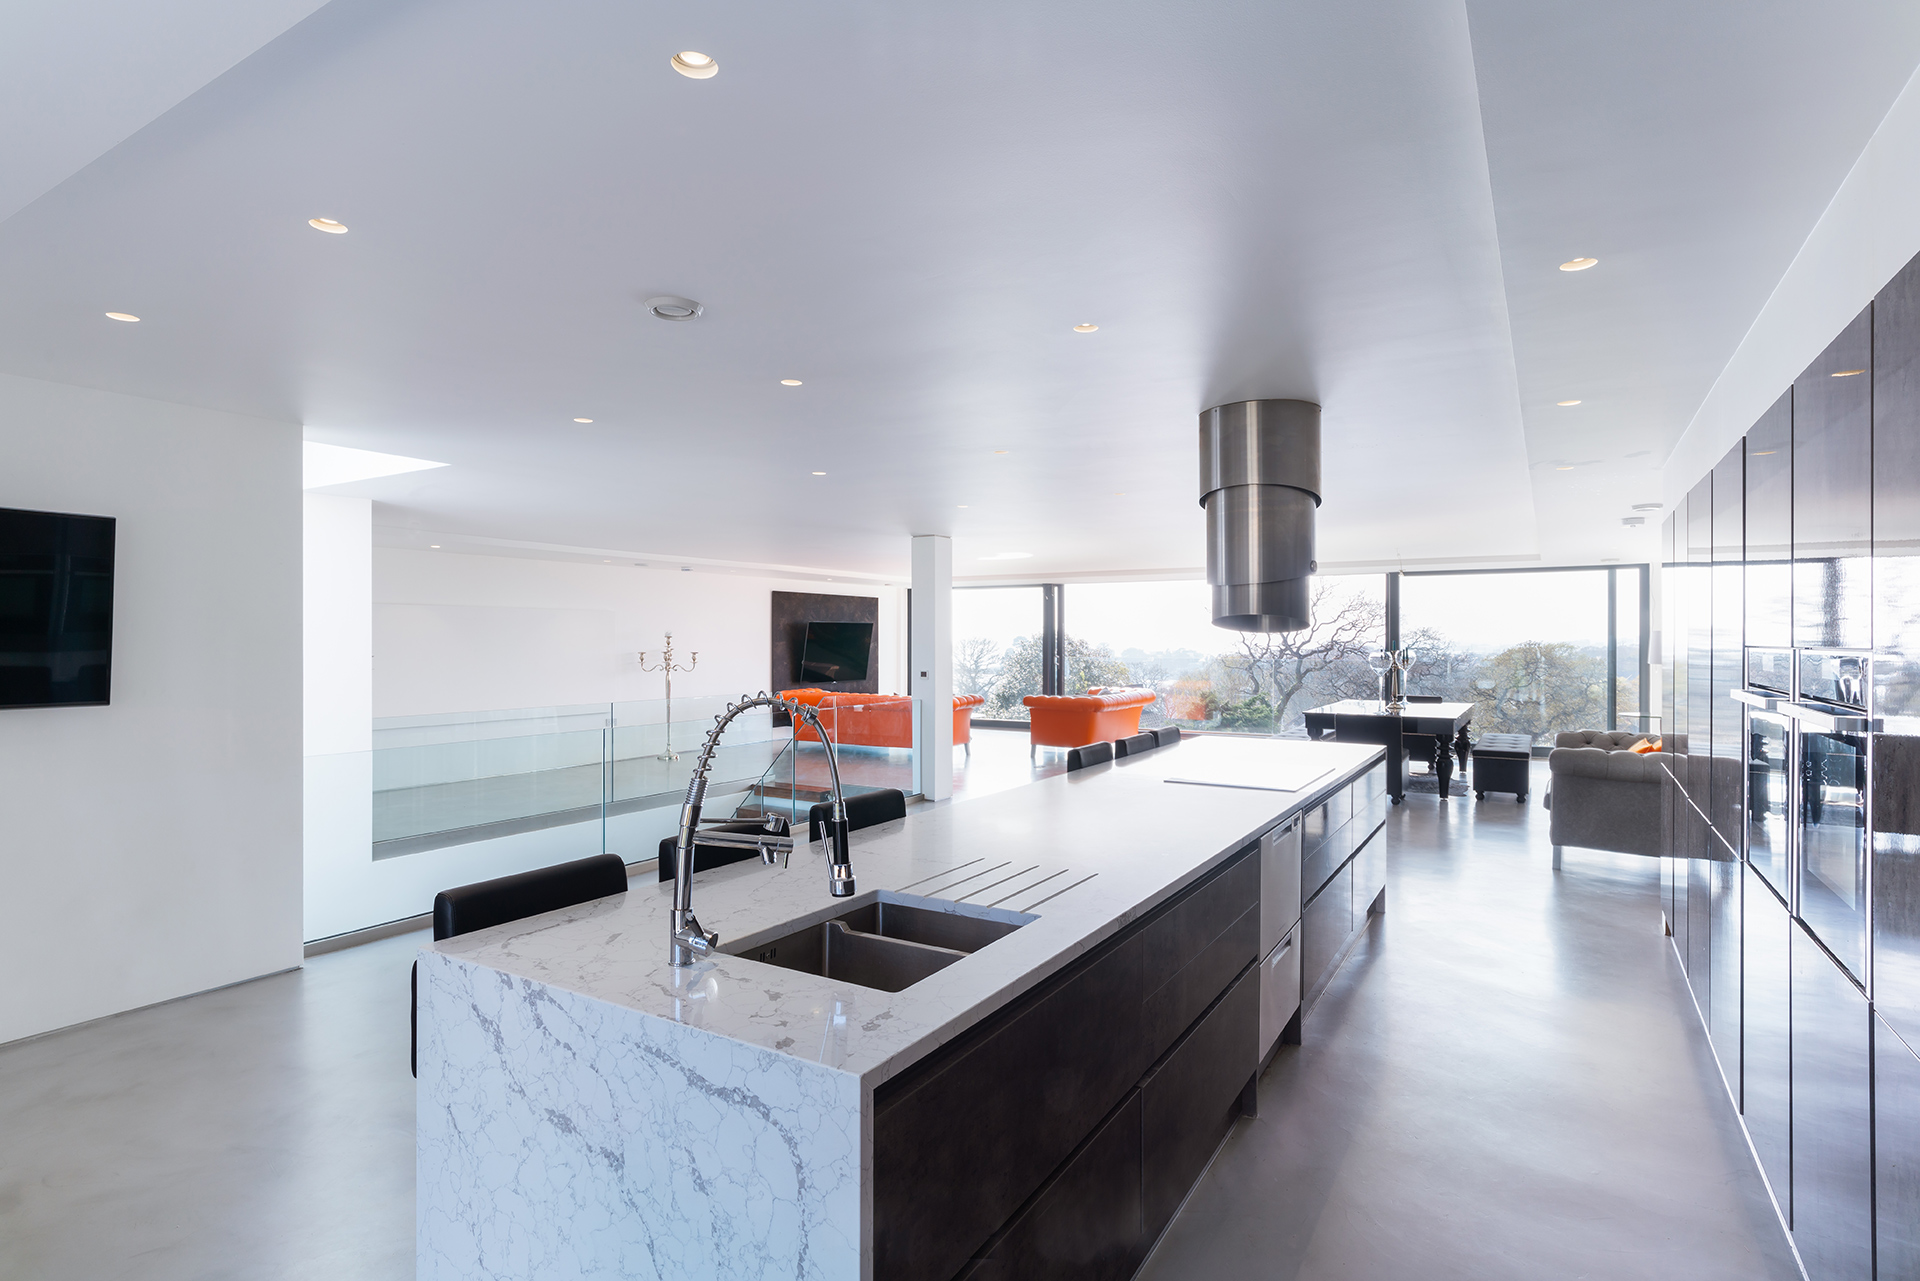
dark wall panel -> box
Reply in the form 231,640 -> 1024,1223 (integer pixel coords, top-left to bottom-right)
1790,925 -> 1871,1280
1878,1018 -> 1920,1281
1793,306 -> 1873,651
1688,476 -> 1713,837
1689,856 -> 1712,1000
1875,775 -> 1920,1052
1746,392 -> 1793,650
1875,249 -> 1920,673
1707,858 -> 1741,1103
1711,443 -> 1745,850
769,591 -> 879,702
1743,866 -> 1791,1221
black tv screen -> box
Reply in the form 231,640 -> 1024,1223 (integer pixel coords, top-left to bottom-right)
0,507 -> 116,709
799,621 -> 872,684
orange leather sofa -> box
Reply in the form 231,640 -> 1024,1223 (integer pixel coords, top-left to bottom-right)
779,689 -> 985,749
1022,687 -> 1156,747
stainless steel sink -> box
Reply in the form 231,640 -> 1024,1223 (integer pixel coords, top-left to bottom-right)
728,892 -> 1033,992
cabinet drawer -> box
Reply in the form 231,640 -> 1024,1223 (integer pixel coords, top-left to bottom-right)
1258,928 -> 1301,1062
1140,849 -> 1260,1066
1141,962 -> 1259,1239
1259,818 -> 1303,956
961,1091 -> 1145,1281
1300,815 -> 1357,901
1355,761 -> 1388,805
1301,862 -> 1353,1004
874,929 -> 1146,1281
1351,829 -> 1386,919
1298,784 -> 1352,854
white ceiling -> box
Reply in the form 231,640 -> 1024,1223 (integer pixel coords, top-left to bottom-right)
4,0 -> 1920,581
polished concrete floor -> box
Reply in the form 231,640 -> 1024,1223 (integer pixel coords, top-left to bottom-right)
1140,772 -> 1802,1281
0,765 -> 1797,1280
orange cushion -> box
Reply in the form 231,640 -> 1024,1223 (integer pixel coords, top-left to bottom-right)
1629,737 -> 1663,754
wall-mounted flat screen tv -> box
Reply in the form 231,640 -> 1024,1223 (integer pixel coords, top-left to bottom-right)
799,620 -> 872,684
0,507 -> 116,709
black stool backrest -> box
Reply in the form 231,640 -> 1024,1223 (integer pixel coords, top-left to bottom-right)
1407,695 -> 1443,704
1067,741 -> 1114,770
808,788 -> 907,842
434,852 -> 629,941
415,852 -> 628,1077
1152,726 -> 1182,747
1113,732 -> 1156,758
658,817 -> 792,882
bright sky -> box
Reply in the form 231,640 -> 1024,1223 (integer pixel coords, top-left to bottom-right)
954,569 -> 1632,658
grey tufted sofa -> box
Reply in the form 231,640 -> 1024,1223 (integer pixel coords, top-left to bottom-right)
1544,730 -> 1673,869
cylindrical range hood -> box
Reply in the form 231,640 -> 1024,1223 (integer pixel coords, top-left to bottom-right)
1198,399 -> 1321,632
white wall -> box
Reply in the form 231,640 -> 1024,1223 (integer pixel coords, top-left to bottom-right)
373,549 -> 907,716
300,540 -> 906,941
0,372 -> 301,1045
1665,59 -> 1920,500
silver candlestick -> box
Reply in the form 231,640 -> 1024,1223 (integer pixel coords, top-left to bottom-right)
638,633 -> 699,760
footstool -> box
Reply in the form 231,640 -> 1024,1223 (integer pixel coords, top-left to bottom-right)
1473,733 -> 1532,802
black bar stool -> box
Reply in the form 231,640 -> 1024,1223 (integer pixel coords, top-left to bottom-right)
413,852 -> 628,1076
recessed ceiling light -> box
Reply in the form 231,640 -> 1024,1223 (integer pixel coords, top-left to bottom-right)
1833,369 -> 1865,377
644,295 -> 702,320
1557,399 -> 1581,406
1752,450 -> 1777,455
105,312 -> 139,322
1560,257 -> 1598,271
573,417 -> 593,423
956,505 -> 968,509
430,544 -> 441,549
1554,465 -> 1575,471
1631,502 -> 1663,511
1621,517 -> 1645,527
1073,323 -> 1099,333
780,379 -> 803,386
671,51 -> 717,78
811,471 -> 826,476
993,450 -> 1010,455
309,218 -> 348,234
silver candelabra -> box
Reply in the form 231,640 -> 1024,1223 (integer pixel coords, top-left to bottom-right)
638,633 -> 699,760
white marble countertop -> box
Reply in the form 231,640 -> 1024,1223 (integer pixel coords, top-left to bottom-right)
428,735 -> 1383,1089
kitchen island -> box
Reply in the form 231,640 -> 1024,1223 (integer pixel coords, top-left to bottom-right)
417,735 -> 1387,1281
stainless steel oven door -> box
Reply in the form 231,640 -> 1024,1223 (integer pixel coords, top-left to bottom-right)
1797,722 -> 1869,983
1747,708 -> 1793,900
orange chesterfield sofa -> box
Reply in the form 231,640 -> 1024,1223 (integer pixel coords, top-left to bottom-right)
1022,687 -> 1156,748
779,689 -> 986,750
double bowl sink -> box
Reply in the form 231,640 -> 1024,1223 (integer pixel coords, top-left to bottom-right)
726,891 -> 1034,993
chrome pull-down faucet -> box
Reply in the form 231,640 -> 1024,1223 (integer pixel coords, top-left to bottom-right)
669,693 -> 853,967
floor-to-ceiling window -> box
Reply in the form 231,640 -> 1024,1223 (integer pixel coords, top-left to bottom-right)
1060,575 -> 1386,734
1398,565 -> 1648,746
952,585 -> 1050,722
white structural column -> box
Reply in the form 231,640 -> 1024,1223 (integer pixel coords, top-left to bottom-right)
910,535 -> 954,801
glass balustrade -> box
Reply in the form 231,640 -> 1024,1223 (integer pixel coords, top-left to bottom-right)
305,694 -> 926,943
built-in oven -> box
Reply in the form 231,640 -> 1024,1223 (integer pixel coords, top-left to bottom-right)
1735,649 -> 1877,986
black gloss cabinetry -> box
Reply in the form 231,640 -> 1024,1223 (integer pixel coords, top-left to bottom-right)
1300,763 -> 1388,1009
1657,248 -> 1920,1279
882,846 -> 1261,1281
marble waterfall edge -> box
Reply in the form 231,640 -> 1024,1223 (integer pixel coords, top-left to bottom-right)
417,949 -> 861,1281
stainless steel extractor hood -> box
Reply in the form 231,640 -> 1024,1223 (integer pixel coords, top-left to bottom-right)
1198,399 -> 1321,632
